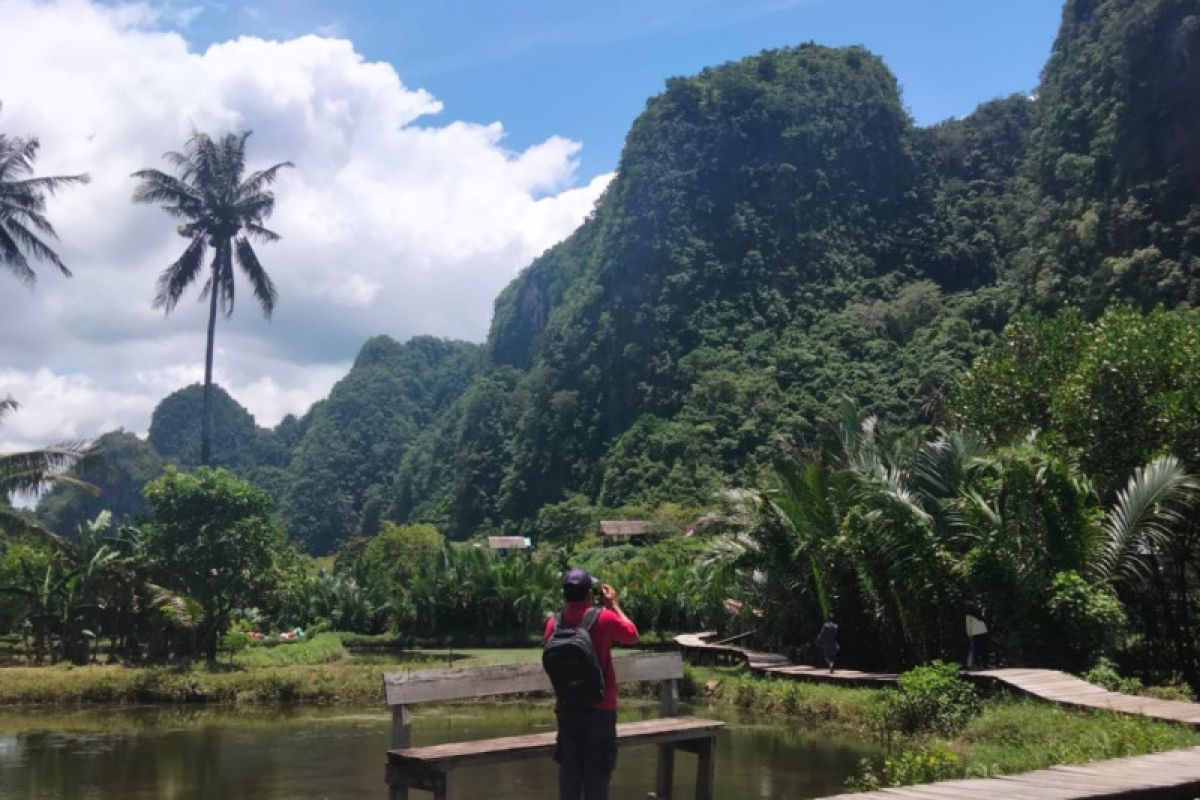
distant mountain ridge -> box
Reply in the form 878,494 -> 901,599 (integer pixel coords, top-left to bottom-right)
38,0 -> 1200,551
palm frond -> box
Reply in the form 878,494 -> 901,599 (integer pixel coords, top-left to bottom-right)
0,224 -> 36,284
1092,456 -> 1200,585
237,161 -> 294,197
3,173 -> 90,196
0,441 -> 98,496
153,235 -> 207,312
243,223 -> 281,243
131,169 -> 202,217
3,217 -> 70,276
235,236 -> 278,316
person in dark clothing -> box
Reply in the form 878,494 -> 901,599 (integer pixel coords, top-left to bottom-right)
816,613 -> 839,673
964,600 -> 989,669
544,568 -> 639,800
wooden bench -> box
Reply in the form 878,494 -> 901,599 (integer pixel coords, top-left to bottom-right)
382,652 -> 723,800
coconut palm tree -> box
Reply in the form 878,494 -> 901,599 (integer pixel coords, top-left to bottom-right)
0,105 -> 90,284
132,130 -> 292,465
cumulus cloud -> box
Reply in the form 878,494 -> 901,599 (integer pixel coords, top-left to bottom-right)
0,0 -> 612,452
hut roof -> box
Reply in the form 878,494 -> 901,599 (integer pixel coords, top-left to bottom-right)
487,536 -> 531,550
597,520 -> 649,537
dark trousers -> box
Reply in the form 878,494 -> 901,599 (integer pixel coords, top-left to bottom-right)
555,707 -> 617,800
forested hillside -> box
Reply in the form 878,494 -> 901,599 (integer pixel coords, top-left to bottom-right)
37,0 -> 1200,551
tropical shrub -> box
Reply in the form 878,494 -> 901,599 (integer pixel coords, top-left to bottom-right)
849,745 -> 963,790
876,662 -> 980,737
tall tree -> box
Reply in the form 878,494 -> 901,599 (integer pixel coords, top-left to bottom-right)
132,130 -> 291,465
0,105 -> 90,284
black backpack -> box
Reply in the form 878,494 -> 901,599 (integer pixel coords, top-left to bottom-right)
542,607 -> 605,708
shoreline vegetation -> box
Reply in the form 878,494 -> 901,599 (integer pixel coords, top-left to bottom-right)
1,634 -> 1197,791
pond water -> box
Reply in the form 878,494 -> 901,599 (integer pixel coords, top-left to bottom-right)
0,702 -> 882,800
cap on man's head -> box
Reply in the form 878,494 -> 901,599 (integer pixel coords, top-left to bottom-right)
562,568 -> 595,591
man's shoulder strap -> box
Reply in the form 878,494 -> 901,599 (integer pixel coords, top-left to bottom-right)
580,606 -> 602,632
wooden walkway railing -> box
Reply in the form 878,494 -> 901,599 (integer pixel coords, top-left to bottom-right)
675,633 -> 1200,728
815,745 -> 1200,799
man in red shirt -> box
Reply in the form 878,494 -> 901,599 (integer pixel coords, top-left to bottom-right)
544,568 -> 639,800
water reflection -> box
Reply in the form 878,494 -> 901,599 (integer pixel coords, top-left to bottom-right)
0,703 -> 880,799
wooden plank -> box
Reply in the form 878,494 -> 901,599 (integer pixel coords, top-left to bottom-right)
388,717 -> 723,770
382,652 -> 682,705
808,746 -> 1200,800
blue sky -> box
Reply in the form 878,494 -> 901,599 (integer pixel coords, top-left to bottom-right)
179,0 -> 1064,181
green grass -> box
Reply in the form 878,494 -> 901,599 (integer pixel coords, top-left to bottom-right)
684,664 -> 883,731
0,637 -> 556,706
960,699 -> 1200,774
232,633 -> 348,668
684,666 -> 1200,789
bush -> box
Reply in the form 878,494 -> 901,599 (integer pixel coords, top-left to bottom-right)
1083,657 -> 1143,695
849,744 -> 963,790
1141,681 -> 1196,702
877,662 -> 981,736
1046,571 -> 1126,670
219,630 -> 253,656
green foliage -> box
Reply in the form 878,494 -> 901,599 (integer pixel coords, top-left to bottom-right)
962,699 -> 1200,774
282,335 -> 482,553
1017,0 -> 1200,311
35,430 -> 165,535
1083,657 -> 1144,695
850,745 -> 963,790
877,663 -> 981,737
143,467 -> 292,660
534,493 -> 597,546
231,632 -> 346,668
148,384 -> 286,472
1046,571 -> 1126,671
361,522 -> 444,590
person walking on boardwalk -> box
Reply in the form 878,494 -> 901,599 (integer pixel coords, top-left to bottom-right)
815,612 -> 839,673
543,568 -> 639,800
964,601 -> 989,669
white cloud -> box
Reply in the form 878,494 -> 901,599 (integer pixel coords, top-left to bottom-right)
0,0 -> 613,452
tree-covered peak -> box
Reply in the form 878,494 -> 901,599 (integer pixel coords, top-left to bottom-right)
148,383 -> 278,471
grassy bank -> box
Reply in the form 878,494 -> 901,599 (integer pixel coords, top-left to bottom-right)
0,635 -> 546,706
685,665 -> 1200,788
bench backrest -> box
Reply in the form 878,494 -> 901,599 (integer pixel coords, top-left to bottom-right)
382,652 -> 684,749
382,651 -> 682,706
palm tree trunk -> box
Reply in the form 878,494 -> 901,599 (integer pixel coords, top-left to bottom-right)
201,263 -> 219,466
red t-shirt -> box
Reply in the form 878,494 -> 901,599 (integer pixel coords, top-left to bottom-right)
544,600 -> 639,711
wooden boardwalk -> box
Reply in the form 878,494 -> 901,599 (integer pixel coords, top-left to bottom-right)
675,633 -> 1200,727
970,668 -> 1200,728
815,745 -> 1200,799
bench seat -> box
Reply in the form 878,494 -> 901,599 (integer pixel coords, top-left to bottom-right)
388,716 -> 724,772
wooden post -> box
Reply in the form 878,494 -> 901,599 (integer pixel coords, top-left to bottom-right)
655,746 -> 676,799
694,736 -> 716,800
433,772 -> 455,800
389,705 -> 412,800
659,678 -> 680,716
655,678 -> 680,798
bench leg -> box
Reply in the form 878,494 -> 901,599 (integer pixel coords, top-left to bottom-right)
654,744 -> 675,798
432,772 -> 455,800
694,736 -> 716,800
388,787 -> 408,800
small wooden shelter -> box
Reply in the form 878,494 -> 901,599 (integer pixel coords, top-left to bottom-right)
598,520 -> 649,546
487,536 -> 531,553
